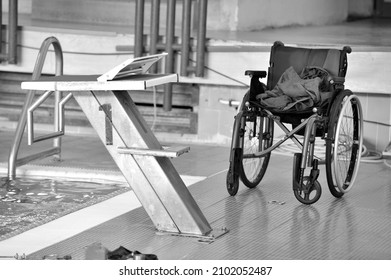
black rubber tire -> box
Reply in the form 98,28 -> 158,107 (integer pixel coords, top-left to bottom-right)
226,153 -> 241,196
293,176 -> 322,205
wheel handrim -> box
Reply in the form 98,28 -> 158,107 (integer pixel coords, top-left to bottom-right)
332,95 -> 363,193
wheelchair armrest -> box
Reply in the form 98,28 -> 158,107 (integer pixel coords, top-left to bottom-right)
329,77 -> 345,84
245,70 -> 267,78
328,76 -> 345,85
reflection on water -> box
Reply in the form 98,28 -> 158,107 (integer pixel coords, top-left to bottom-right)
0,177 -> 128,239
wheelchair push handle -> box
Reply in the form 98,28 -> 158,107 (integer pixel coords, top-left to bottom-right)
245,70 -> 267,102
245,70 -> 267,78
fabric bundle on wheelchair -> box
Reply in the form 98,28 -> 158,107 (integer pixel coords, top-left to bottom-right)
256,66 -> 331,112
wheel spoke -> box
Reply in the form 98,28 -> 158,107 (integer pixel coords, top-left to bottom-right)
240,111 -> 273,188
243,117 -> 263,180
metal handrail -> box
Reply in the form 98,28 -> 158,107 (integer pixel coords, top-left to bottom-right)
0,0 -> 18,63
27,91 -> 74,145
7,37 -> 64,180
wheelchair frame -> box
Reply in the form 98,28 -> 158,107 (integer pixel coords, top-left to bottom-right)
226,42 -> 364,204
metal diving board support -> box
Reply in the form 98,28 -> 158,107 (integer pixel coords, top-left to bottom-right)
21,74 -> 220,239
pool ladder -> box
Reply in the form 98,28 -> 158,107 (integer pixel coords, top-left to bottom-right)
7,37 -> 64,181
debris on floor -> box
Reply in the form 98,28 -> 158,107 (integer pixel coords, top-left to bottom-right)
84,242 -> 158,260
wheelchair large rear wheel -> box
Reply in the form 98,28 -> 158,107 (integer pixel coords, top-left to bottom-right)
326,90 -> 363,197
240,111 -> 273,188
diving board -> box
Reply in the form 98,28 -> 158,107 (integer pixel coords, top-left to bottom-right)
21,71 -> 214,238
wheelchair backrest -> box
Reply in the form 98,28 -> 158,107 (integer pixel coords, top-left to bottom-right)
267,41 -> 350,90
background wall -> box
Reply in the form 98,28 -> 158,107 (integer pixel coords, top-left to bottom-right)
7,0 -> 376,31
349,0 -> 375,18
208,0 -> 375,31
4,0 -> 32,14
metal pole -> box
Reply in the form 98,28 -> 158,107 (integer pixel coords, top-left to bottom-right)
196,0 -> 207,77
134,0 -> 145,58
53,39 -> 64,161
180,0 -> 192,76
8,92 -> 35,180
0,1 -> 3,56
164,0 -> 176,111
8,0 -> 18,64
149,0 -> 160,73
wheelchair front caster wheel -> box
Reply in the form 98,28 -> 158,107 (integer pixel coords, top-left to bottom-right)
226,165 -> 239,196
293,176 -> 322,204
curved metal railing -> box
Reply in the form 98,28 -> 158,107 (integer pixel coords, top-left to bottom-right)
7,37 -> 64,180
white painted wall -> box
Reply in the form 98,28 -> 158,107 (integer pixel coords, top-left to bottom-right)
7,0 -> 375,31
207,0 -> 374,31
237,0 -> 348,30
3,0 -> 32,14
207,0 -> 240,31
348,0 -> 374,17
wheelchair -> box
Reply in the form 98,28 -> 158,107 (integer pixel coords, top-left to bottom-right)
226,41 -> 363,204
